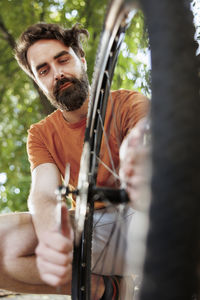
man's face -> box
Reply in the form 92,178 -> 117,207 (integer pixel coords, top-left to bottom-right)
27,39 -> 89,111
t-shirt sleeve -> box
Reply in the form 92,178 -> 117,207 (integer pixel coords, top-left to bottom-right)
27,125 -> 55,171
119,90 -> 150,138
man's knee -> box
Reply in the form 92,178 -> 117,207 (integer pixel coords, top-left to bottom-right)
0,212 -> 38,258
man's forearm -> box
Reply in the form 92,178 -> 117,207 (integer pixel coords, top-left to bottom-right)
28,192 -> 59,238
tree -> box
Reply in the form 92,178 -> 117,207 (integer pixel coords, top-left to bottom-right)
0,0 -> 150,213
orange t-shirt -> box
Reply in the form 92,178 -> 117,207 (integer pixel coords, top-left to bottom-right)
27,89 -> 149,207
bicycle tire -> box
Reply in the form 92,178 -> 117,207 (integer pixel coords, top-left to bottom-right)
72,0 -> 138,299
137,0 -> 200,299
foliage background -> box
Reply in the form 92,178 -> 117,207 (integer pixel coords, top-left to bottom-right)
0,0 -> 198,213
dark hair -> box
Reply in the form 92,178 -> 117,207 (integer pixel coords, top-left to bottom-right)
14,22 -> 89,78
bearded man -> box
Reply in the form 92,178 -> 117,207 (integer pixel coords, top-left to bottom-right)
0,23 -> 149,299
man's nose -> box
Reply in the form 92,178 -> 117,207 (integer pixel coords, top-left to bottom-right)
54,72 -> 64,81
52,65 -> 64,81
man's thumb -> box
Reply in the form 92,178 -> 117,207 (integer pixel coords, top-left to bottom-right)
61,203 -> 73,238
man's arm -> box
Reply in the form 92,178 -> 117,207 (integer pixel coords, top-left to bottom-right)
28,163 -> 62,232
28,163 -> 74,286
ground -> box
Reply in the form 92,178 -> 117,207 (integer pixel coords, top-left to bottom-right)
0,290 -> 71,299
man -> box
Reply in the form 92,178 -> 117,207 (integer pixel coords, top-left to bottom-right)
0,22 -> 149,299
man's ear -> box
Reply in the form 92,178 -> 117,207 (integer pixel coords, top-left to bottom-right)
81,57 -> 87,71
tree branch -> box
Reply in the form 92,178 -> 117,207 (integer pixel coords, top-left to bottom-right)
0,15 -> 54,116
0,16 -> 16,49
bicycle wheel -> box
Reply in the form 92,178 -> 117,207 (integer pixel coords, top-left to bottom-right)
71,0 -> 145,299
137,0 -> 200,299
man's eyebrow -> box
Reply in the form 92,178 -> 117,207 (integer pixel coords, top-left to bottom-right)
35,51 -> 69,72
36,62 -> 47,72
54,50 -> 69,60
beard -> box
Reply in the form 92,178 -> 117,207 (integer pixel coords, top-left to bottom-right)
51,67 -> 89,111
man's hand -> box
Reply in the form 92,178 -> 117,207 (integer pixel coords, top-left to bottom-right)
119,118 -> 151,211
35,204 -> 74,287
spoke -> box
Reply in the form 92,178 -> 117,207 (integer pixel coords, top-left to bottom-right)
96,71 -> 122,184
96,155 -> 120,181
97,109 -> 118,176
92,205 -> 128,274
